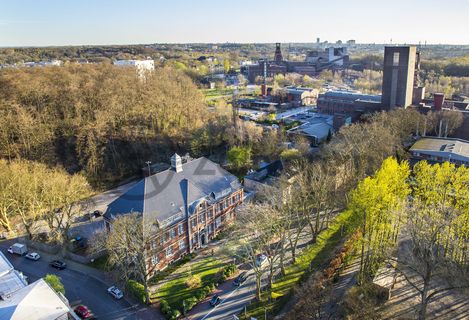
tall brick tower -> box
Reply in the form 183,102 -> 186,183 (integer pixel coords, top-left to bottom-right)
274,43 -> 283,63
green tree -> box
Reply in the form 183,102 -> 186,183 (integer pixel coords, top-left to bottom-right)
227,146 -> 252,170
44,274 -> 65,295
223,59 -> 230,73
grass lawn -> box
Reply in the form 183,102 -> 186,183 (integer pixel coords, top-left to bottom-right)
243,210 -> 354,319
87,254 -> 109,271
153,255 -> 226,310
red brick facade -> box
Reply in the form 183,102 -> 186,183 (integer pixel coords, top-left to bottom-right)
146,189 -> 243,274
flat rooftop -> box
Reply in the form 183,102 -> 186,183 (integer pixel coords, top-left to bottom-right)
410,137 -> 469,158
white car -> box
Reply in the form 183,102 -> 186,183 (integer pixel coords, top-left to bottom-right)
107,286 -> 123,299
25,252 -> 41,261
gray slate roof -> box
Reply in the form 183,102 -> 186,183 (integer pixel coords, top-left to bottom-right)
105,157 -> 241,226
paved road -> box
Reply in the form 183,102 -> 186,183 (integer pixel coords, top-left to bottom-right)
0,241 -> 160,320
188,269 -> 270,320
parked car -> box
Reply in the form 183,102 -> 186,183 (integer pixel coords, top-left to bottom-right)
25,252 -> 41,261
93,210 -> 103,218
209,294 -> 221,307
8,243 -> 28,256
107,286 -> 123,299
74,305 -> 93,319
233,271 -> 248,286
49,260 -> 67,270
255,254 -> 268,267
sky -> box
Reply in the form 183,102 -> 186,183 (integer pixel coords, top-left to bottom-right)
1,0 -> 469,47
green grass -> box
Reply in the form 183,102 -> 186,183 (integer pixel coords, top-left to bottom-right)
153,255 -> 226,310
87,254 -> 110,271
200,88 -> 234,98
242,210 -> 354,319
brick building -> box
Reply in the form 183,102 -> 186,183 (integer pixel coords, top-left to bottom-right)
104,154 -> 243,273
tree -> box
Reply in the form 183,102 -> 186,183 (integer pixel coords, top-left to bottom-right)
348,158 -> 410,281
44,274 -> 65,295
397,161 -> 469,320
223,59 -> 230,73
227,146 -> 252,170
96,213 -> 161,304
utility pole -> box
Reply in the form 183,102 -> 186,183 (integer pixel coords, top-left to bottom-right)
145,161 -> 152,176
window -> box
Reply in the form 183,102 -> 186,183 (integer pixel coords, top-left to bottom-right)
170,228 -> 176,239
393,52 -> 400,66
179,239 -> 186,251
208,224 -> 213,234
160,234 -> 166,245
200,213 -> 205,224
215,217 -> 222,229
191,218 -> 197,228
166,246 -> 173,257
150,240 -> 157,250
178,224 -> 184,235
151,255 -> 159,265
208,209 -> 214,219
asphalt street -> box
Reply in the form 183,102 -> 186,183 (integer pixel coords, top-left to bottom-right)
0,241 -> 153,320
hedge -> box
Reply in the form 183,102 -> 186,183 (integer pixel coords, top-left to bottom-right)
126,280 -> 146,304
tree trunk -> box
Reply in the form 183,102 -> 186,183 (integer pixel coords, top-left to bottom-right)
256,274 -> 262,300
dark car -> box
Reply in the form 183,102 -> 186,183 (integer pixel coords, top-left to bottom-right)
50,260 -> 67,270
93,210 -> 103,218
233,271 -> 248,286
74,305 -> 93,319
209,295 -> 221,307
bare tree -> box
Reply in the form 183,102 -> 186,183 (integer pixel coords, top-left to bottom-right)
95,213 -> 162,304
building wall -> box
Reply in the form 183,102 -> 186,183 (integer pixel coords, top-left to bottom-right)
146,189 -> 243,274
381,46 -> 416,109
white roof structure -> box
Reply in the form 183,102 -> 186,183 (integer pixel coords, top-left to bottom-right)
0,252 -> 28,300
0,279 -> 74,320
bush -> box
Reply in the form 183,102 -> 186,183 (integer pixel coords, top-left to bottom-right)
126,280 -> 146,304
170,309 -> 181,320
160,299 -> 171,314
44,274 -> 65,295
183,296 -> 198,313
185,274 -> 202,289
223,263 -> 237,278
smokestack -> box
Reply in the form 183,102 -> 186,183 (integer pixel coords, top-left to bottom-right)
434,93 -> 445,111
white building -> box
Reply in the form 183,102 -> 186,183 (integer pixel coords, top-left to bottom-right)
113,59 -> 155,72
0,252 -> 79,320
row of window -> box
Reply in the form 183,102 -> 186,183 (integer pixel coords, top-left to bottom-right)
151,239 -> 187,265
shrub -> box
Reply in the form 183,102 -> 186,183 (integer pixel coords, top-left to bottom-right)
185,274 -> 202,289
170,309 -> 181,320
160,299 -> 171,314
44,274 -> 65,295
126,280 -> 146,304
183,296 -> 198,313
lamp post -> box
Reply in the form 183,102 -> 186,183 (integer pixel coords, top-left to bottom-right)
145,161 -> 152,176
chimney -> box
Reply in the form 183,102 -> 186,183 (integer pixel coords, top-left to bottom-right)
171,153 -> 183,173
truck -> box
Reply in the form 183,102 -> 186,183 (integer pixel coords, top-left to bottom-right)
7,243 -> 28,256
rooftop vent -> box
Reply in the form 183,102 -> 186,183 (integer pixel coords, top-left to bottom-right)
171,153 -> 183,173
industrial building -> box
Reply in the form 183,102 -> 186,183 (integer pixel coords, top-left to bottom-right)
317,90 -> 382,120
241,43 -> 349,83
381,46 -> 417,109
410,137 -> 469,167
